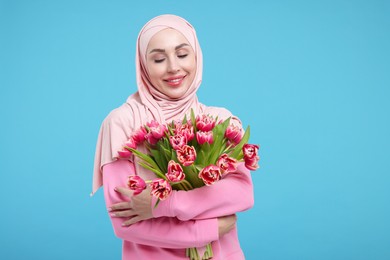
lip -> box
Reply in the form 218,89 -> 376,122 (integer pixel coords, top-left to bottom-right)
163,75 -> 186,87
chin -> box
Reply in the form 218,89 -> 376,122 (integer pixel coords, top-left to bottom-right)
166,92 -> 186,99
162,84 -> 191,99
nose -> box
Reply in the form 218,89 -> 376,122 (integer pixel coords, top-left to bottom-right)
167,58 -> 180,73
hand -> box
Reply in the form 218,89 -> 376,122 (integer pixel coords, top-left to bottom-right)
109,186 -> 153,226
218,214 -> 237,237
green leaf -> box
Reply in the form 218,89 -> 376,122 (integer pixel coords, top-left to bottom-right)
204,117 -> 231,165
154,199 -> 161,208
150,149 -> 167,173
182,164 -> 204,188
138,162 -> 165,179
197,148 -> 207,166
190,108 -> 197,130
172,182 -> 186,191
128,148 -> 156,167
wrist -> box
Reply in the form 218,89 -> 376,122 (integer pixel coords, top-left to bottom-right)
151,190 -> 176,218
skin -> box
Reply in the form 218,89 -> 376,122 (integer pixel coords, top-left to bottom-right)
145,28 -> 197,99
109,28 -> 236,237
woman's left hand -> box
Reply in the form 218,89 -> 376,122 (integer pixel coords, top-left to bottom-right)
109,186 -> 153,226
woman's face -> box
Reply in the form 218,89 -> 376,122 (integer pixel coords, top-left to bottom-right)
146,28 -> 196,99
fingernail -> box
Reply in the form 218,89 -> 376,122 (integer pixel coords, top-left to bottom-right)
107,207 -> 112,211
110,213 -> 116,217
121,223 -> 126,226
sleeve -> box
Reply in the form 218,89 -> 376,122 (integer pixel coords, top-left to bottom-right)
152,163 -> 254,221
92,105 -> 134,195
102,159 -> 219,249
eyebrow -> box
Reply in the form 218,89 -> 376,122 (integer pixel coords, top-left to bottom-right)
149,43 -> 190,54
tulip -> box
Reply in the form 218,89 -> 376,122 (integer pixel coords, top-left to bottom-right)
198,165 -> 222,186
127,175 -> 146,195
117,149 -> 132,158
225,124 -> 243,145
196,114 -> 216,132
177,145 -> 197,166
145,132 -> 159,145
132,127 -> 147,145
166,160 -> 185,182
146,120 -> 160,128
243,144 -> 260,170
175,123 -> 195,142
216,154 -> 238,174
117,137 -> 137,158
169,134 -> 187,150
124,137 -> 137,150
150,179 -> 172,200
196,131 -> 214,145
245,158 -> 259,171
148,121 -> 167,140
243,144 -> 259,158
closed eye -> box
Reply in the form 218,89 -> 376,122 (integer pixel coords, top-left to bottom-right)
154,58 -> 165,63
178,54 -> 188,59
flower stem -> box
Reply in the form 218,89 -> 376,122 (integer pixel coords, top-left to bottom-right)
172,182 -> 186,190
181,180 -> 194,190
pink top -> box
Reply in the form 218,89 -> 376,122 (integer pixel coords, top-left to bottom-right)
103,159 -> 254,259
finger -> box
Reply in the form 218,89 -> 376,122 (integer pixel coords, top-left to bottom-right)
110,210 -> 135,218
109,201 -> 131,211
122,216 -> 142,226
114,186 -> 134,197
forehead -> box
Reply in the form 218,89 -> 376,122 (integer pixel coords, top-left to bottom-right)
146,28 -> 193,52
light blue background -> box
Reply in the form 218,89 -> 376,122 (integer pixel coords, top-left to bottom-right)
1,0 -> 389,259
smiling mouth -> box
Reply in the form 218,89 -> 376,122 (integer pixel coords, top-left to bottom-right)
164,75 -> 186,87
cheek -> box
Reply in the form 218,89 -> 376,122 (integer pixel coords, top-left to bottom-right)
183,57 -> 197,74
147,64 -> 165,80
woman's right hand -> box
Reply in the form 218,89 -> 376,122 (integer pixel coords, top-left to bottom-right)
218,214 -> 237,237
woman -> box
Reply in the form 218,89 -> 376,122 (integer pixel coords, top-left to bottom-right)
92,14 -> 254,259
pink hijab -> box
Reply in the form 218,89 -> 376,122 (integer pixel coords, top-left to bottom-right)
91,15 -> 207,195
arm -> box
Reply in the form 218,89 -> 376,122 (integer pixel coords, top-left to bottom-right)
102,159 -> 219,249
153,163 -> 254,221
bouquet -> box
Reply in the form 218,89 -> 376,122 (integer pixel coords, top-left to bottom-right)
118,110 -> 260,260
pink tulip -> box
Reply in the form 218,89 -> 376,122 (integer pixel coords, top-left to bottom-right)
243,144 -> 259,158
243,144 -> 260,170
225,124 -> 243,145
132,126 -> 147,145
169,134 -> 187,150
196,114 -> 216,132
118,137 -> 137,158
145,132 -> 159,145
196,131 -> 214,145
124,137 -> 137,150
216,154 -> 238,174
177,145 -> 197,166
165,160 -> 185,182
175,123 -> 195,142
198,165 -> 222,186
150,179 -> 172,200
146,120 -> 160,128
117,149 -> 132,158
147,120 -> 167,139
127,175 -> 146,195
